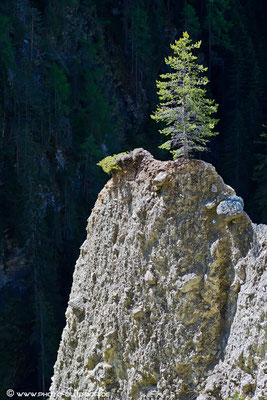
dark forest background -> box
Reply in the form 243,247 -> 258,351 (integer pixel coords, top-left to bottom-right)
0,0 -> 266,396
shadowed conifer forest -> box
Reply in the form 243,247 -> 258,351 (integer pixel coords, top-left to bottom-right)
0,0 -> 266,396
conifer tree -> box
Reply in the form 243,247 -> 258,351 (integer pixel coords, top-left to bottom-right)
151,32 -> 218,159
205,0 -> 232,74
182,3 -> 201,41
129,0 -> 153,99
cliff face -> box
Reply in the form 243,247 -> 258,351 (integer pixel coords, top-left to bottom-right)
50,149 -> 266,400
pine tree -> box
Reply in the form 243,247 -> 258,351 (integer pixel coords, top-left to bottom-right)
205,0 -> 232,74
151,32 -> 218,159
129,0 -> 153,100
181,3 -> 201,41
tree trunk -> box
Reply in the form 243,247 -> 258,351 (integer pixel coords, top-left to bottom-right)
183,75 -> 189,158
184,0 -> 187,30
31,10 -> 34,63
123,0 -> 129,54
208,0 -> 212,79
184,128 -> 189,158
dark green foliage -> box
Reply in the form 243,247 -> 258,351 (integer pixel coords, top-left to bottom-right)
46,63 -> 71,114
205,0 -> 232,50
0,15 -> 14,72
204,0 -> 233,76
252,128 -> 267,222
221,0 -> 264,215
0,0 -> 266,395
181,3 -> 201,41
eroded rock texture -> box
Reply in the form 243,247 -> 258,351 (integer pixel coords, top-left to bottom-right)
50,149 -> 266,400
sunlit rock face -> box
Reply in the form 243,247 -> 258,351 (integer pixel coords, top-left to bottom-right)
50,149 -> 266,400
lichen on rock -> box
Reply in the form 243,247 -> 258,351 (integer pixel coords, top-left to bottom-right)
50,149 -> 266,400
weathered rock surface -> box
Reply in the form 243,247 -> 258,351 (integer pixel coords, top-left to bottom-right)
50,149 -> 266,400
